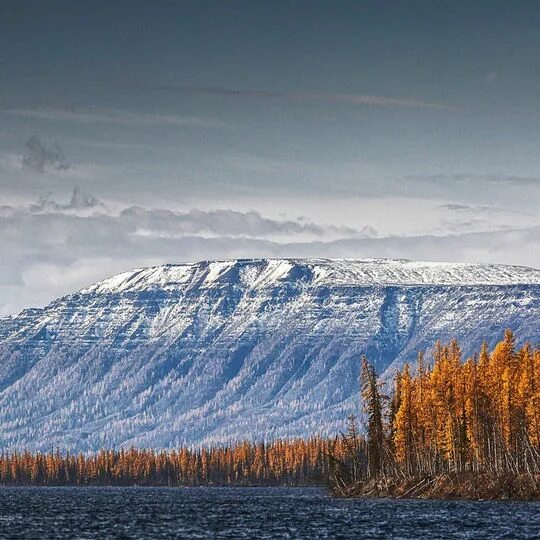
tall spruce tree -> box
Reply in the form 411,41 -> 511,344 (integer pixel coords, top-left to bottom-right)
361,355 -> 384,478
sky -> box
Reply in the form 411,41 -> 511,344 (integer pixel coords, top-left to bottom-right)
1,0 -> 540,315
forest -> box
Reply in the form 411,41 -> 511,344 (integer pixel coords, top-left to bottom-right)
1,330 -> 539,499
0,438 -> 341,487
329,330 -> 540,499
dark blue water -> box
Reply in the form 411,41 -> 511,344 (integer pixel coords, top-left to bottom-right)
0,487 -> 538,539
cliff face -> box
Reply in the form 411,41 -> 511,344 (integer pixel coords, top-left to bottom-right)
1,258 -> 540,451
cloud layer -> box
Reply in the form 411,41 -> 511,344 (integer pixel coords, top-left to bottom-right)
0,189 -> 373,315
1,188 -> 540,317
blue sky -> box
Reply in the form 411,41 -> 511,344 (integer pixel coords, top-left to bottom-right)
1,1 -> 540,314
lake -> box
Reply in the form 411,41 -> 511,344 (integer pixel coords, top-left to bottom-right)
0,487 -> 538,539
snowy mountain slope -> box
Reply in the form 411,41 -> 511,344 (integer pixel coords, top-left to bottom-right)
1,258 -> 540,451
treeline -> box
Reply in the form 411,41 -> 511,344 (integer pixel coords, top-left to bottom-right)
0,438 -> 349,487
329,330 -> 540,498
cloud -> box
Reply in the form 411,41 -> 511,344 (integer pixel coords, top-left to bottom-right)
2,209 -> 540,317
121,207 -> 363,240
438,203 -> 536,219
3,188 -> 540,318
3,108 -> 228,129
29,186 -> 105,214
439,203 -> 478,212
0,190 -> 380,315
409,174 -> 540,187
152,85 -> 450,110
22,136 -> 70,172
435,202 -> 539,235
2,191 -> 366,239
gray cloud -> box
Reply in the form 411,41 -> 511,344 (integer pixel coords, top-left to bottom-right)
30,187 -> 105,213
439,203 -> 476,212
121,207 -> 363,239
438,202 -> 530,218
0,191 -> 369,239
22,136 -> 70,172
435,202 -> 538,234
4,108 -> 228,129
410,174 -> 540,187
151,85 -> 450,110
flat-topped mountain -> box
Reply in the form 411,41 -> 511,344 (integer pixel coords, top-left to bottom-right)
1,258 -> 540,451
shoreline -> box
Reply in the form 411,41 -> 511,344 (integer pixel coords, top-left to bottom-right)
1,476 -> 539,502
331,472 -> 540,501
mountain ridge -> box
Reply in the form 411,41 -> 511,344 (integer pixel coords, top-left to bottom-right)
81,258 -> 540,294
1,257 -> 540,451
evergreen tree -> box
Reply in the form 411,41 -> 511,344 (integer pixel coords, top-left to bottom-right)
360,356 -> 384,478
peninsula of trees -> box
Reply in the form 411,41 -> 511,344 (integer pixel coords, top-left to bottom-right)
329,330 -> 540,500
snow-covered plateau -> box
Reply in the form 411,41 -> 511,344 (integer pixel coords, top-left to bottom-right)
1,258 -> 540,451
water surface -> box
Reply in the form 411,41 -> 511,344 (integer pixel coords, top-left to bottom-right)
0,487 -> 538,539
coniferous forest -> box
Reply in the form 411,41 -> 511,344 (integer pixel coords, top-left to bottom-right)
2,331 -> 540,499
329,330 -> 540,499
0,438 -> 339,487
